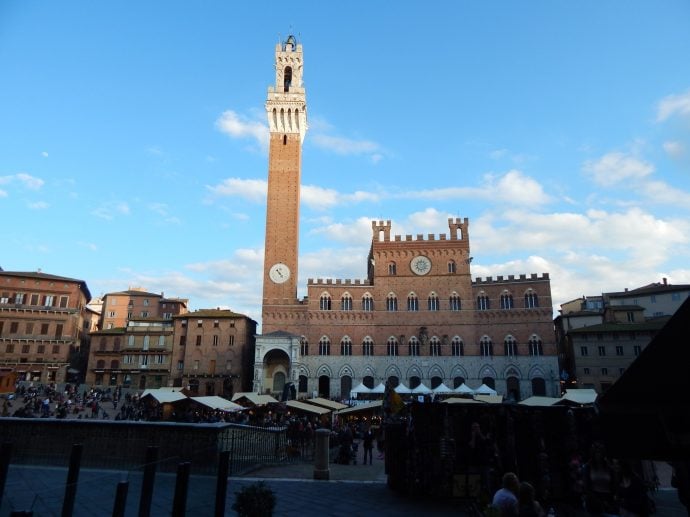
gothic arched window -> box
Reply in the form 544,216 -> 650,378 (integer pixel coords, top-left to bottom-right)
318,336 -> 331,356
451,336 -> 464,356
477,293 -> 490,311
387,337 -> 399,356
449,292 -> 461,311
319,293 -> 332,311
341,293 -> 353,311
529,335 -> 544,356
428,292 -> 440,311
504,335 -> 518,357
407,293 -> 419,312
480,336 -> 493,357
386,293 -> 398,312
525,289 -> 539,308
430,336 -> 441,356
500,291 -> 514,309
408,337 -> 420,357
300,336 -> 309,356
362,337 -> 374,356
340,336 -> 352,356
362,293 -> 374,311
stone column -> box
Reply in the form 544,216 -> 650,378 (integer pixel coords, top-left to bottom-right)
313,428 -> 330,480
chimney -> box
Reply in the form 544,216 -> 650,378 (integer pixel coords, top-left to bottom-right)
663,277 -> 667,285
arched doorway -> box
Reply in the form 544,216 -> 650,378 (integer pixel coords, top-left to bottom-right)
318,375 -> 330,397
431,376 -> 443,389
482,376 -> 495,389
340,375 -> 352,399
363,375 -> 374,389
387,376 -> 399,388
506,376 -> 520,401
298,375 -> 308,394
273,371 -> 286,395
453,376 -> 465,388
263,349 -> 290,395
532,377 -> 546,396
409,376 -> 421,389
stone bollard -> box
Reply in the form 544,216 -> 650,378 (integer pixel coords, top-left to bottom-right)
313,428 -> 330,480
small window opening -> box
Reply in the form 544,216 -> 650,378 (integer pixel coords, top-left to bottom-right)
283,135 -> 287,145
284,66 -> 292,92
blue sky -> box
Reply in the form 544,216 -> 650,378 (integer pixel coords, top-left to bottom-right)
2,2 -> 690,324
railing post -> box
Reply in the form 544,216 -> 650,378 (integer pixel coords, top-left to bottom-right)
138,445 -> 159,517
214,450 -> 230,517
112,480 -> 129,517
171,461 -> 190,517
0,441 -> 13,509
62,443 -> 83,517
313,428 -> 330,480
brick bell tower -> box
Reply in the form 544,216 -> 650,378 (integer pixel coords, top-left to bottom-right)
262,35 -> 307,310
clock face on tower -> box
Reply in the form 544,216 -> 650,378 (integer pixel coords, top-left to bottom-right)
269,263 -> 291,284
410,255 -> 432,275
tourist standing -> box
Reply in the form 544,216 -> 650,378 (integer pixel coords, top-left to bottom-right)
362,426 -> 374,465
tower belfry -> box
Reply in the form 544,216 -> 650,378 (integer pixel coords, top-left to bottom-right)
262,35 -> 307,310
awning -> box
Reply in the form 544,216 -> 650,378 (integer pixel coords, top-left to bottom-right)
454,383 -> 475,395
474,394 -> 503,404
190,396 -> 244,412
285,400 -> 331,415
350,382 -> 372,394
473,384 -> 498,395
442,397 -> 482,404
370,383 -> 386,394
394,383 -> 412,394
432,383 -> 453,394
411,383 -> 431,394
306,397 -> 348,410
558,389 -> 597,406
335,400 -> 383,415
232,393 -> 279,406
140,389 -> 187,404
519,396 -> 560,407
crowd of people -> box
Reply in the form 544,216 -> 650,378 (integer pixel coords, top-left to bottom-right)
488,443 -> 657,516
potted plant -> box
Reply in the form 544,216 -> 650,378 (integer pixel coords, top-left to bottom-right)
232,481 -> 276,517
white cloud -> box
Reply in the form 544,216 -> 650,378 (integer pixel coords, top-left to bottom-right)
78,241 -> 98,251
207,177 -> 379,210
402,170 -> 551,206
663,140 -> 685,157
302,185 -> 380,211
656,89 -> 690,122
310,134 -> 380,156
0,173 -> 44,191
148,202 -> 180,224
472,207 -> 689,271
0,189 -> 7,197
215,110 -> 268,150
27,201 -> 49,209
91,201 -> 131,220
583,152 -> 654,186
207,178 -> 267,202
41,151 -> 49,158
641,180 -> 690,206
309,217 -> 375,246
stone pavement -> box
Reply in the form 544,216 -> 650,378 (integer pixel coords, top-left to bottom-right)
2,458 -> 687,516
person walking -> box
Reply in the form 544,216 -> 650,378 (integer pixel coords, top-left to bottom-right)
362,426 -> 374,465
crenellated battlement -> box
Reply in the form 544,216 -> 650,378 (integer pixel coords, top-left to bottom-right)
472,273 -> 550,285
372,217 -> 470,243
307,278 -> 372,287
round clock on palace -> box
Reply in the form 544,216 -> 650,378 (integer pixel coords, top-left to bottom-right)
410,255 -> 432,275
268,263 -> 291,283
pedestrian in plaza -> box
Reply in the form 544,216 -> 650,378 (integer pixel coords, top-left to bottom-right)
362,426 -> 374,465
492,472 -> 520,517
518,481 -> 545,517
